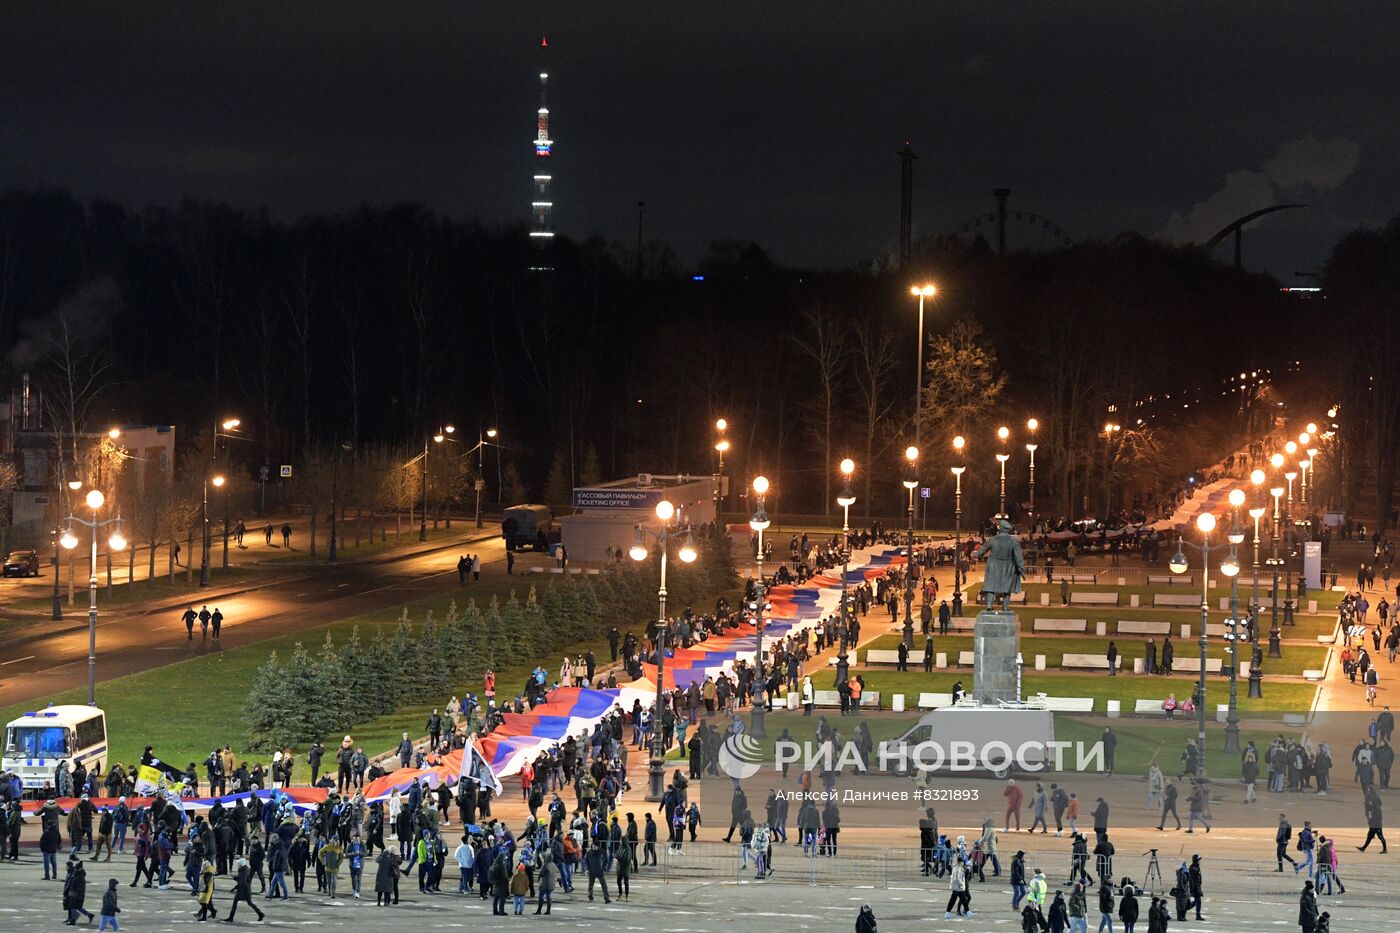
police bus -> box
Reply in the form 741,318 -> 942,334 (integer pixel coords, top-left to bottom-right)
3,704 -> 108,794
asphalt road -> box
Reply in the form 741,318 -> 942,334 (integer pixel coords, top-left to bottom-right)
0,531 -> 536,708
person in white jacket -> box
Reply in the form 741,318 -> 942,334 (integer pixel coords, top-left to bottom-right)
800,676 -> 815,716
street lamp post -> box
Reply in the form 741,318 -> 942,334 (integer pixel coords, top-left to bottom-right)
1248,468 -> 1267,698
328,441 -> 353,562
1222,489 -> 1246,754
61,489 -> 126,707
902,447 -> 918,649
419,426 -> 454,541
1026,417 -> 1039,532
952,436 -> 966,610
836,460 -> 857,686
910,285 -> 936,449
1168,510 -> 1216,780
750,476 -> 771,738
714,418 -> 730,517
1268,482 -> 1285,656
200,474 -> 225,587
475,427 -> 496,529
630,499 -> 697,800
996,425 -> 1010,517
201,416 -> 241,586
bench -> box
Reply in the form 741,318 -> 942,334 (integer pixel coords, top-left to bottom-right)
1040,696 -> 1095,713
917,691 -> 954,709
1134,699 -> 1167,715
1303,669 -> 1325,682
1062,573 -> 1100,584
865,649 -> 905,665
812,690 -> 883,709
1148,574 -> 1195,585
1061,653 -> 1122,671
1070,592 -> 1119,606
1033,618 -> 1089,633
956,651 -> 975,667
1153,593 -> 1200,608
1116,620 -> 1172,636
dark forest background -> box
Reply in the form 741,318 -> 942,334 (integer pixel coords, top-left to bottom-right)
0,188 -> 1394,526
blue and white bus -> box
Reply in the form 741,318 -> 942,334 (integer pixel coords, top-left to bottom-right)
3,705 -> 108,793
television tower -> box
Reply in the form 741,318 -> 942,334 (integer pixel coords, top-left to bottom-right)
530,36 -> 554,241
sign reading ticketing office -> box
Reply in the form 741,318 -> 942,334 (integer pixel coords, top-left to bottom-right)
572,487 -> 669,509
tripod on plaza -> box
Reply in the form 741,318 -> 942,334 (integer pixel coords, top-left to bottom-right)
1141,849 -> 1164,896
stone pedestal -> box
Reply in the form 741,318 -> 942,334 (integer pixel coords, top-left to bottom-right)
973,610 -> 1020,705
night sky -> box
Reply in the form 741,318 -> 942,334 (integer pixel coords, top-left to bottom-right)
2,2 -> 1394,278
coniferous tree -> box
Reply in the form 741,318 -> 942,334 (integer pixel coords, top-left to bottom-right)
242,650 -> 284,751
338,626 -> 379,721
314,633 -> 353,736
366,627 -> 398,715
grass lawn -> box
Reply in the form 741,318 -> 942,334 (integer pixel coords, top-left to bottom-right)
860,633 -> 1328,676
1022,581 -> 1343,611
818,669 -> 1317,714
1052,717 -> 1289,777
0,576 -> 610,771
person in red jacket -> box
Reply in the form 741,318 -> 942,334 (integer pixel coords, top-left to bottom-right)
1004,780 -> 1024,831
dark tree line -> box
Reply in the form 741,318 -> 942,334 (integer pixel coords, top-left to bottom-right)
2,187 -> 1390,521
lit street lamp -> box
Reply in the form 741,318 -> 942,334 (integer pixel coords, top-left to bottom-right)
1222,489 -> 1246,754
200,474 -> 225,587
1026,418 -> 1039,532
714,418 -> 731,516
630,498 -> 697,800
835,459 -> 857,685
952,436 -> 966,610
61,488 -> 127,706
910,284 -> 936,449
419,425 -> 455,541
1168,510 -> 1217,780
1248,467 -> 1267,698
749,477 -> 771,738
1267,482 -> 1286,655
902,447 -> 918,650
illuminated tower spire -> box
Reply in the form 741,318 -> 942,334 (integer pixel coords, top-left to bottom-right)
530,36 -> 554,241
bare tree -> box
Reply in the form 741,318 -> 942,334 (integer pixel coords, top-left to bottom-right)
850,317 -> 898,517
791,306 -> 847,515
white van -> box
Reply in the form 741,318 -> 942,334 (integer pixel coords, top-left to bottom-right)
3,705 -> 108,792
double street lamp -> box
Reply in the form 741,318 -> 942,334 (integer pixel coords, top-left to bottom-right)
951,436 -> 966,607
419,425 -> 455,541
749,476 -> 772,738
204,417 -> 241,586
61,488 -> 127,707
1168,510 -> 1218,780
902,447 -> 918,649
1247,468 -> 1268,696
1222,489 -> 1247,754
630,498 -> 697,800
835,459 -> 857,685
714,418 -> 730,516
1026,418 -> 1039,531
995,425 -> 1010,518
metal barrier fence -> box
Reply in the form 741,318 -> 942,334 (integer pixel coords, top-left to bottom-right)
646,842 -> 1392,898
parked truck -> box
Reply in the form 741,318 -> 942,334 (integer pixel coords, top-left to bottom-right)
501,503 -> 555,551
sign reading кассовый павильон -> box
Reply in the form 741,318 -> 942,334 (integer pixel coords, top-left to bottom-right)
572,488 -> 670,509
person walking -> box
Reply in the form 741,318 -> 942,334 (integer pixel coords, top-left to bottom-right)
64,856 -> 96,925
1277,813 -> 1298,869
1298,880 -> 1318,933
97,878 -> 121,932
374,850 -> 397,906
1068,880 -> 1089,933
195,857 -> 219,921
1185,783 -> 1210,833
1357,785 -> 1387,853
1097,879 -> 1115,933
225,855 -> 266,922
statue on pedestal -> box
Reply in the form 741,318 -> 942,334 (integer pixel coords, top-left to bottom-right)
973,518 -> 1026,612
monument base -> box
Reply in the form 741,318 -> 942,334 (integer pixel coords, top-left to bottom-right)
973,609 -> 1020,705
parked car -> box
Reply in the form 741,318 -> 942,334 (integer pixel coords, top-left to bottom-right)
2,550 -> 41,577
